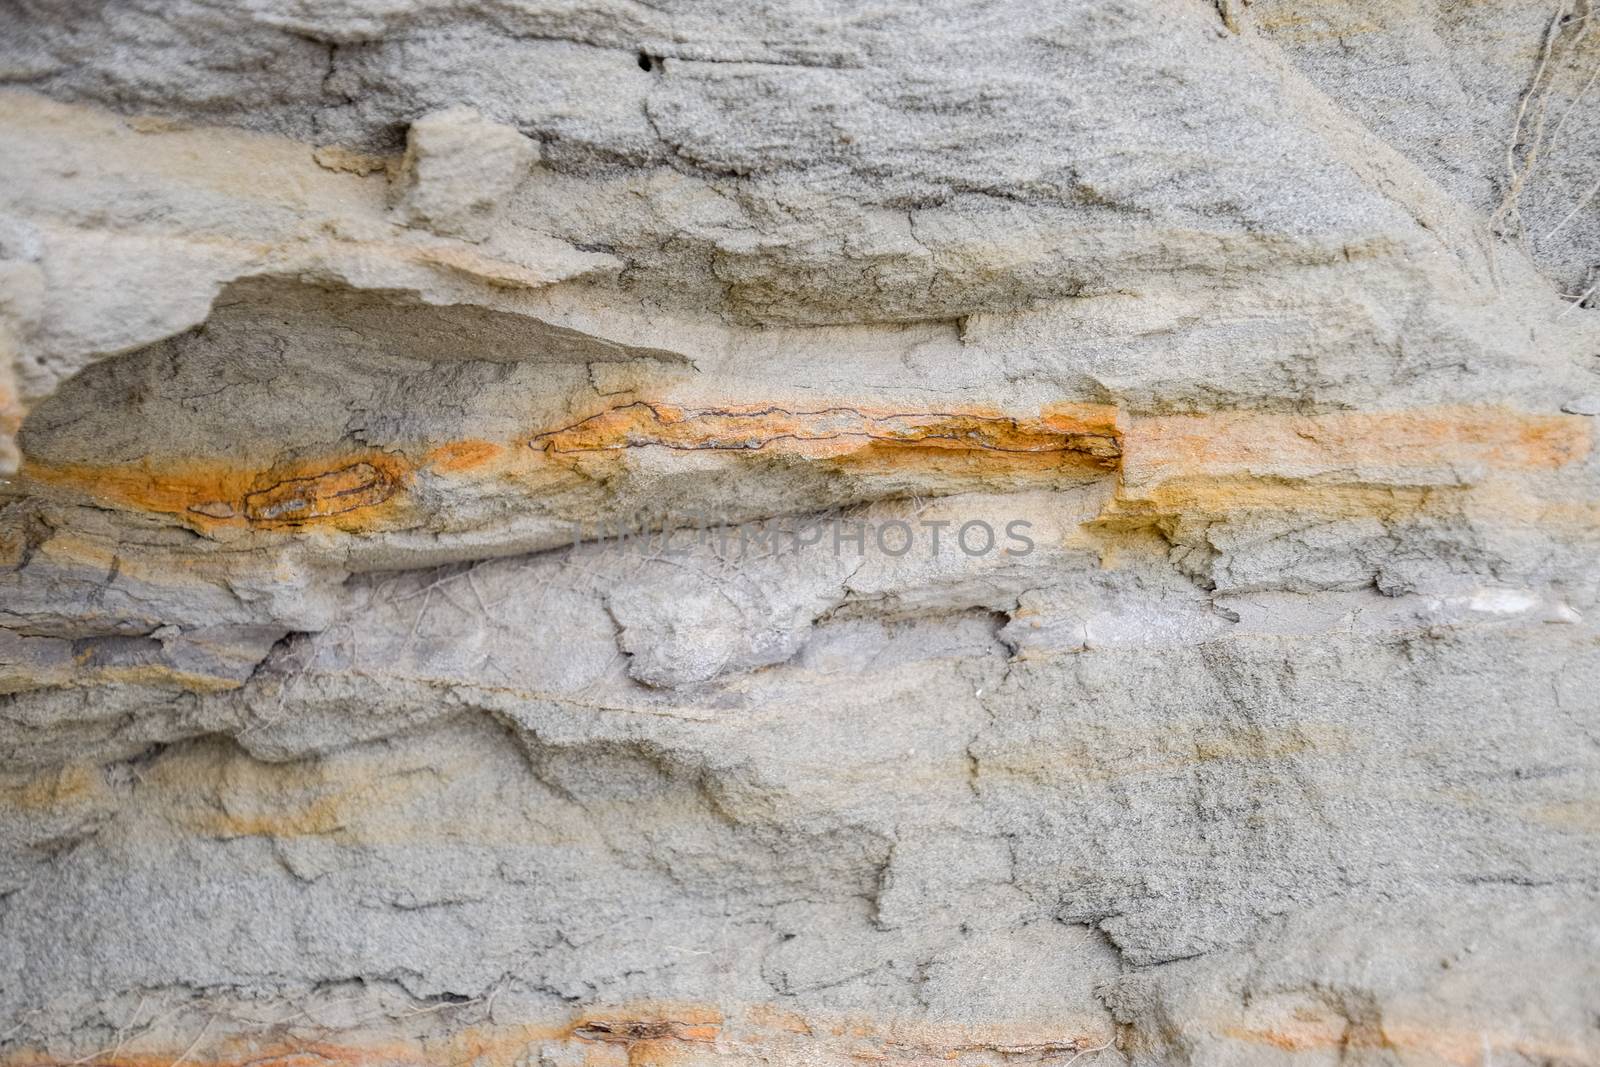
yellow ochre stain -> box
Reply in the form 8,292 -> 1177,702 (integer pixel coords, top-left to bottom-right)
11,404 -> 1592,537
21,450 -> 412,534
2,1008 -> 1588,1067
528,401 -> 1123,465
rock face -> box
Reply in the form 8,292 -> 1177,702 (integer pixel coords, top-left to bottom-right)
1,2 -> 1598,1065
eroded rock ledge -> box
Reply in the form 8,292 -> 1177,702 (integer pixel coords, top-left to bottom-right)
2,2 -> 1599,1065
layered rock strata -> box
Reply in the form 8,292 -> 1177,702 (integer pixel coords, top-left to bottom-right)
1,2 -> 1599,1066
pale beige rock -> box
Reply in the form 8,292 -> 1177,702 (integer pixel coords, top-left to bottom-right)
393,107 -> 538,241
0,3 -> 1597,1066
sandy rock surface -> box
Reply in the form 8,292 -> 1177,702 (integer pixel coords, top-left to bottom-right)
1,2 -> 1598,1065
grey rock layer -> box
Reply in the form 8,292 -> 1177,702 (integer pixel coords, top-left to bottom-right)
0,2 -> 1598,1066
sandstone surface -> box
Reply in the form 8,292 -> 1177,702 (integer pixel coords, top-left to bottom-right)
1,2 -> 1599,1065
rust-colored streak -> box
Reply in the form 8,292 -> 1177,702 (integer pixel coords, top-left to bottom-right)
571,1009 -> 723,1045
11,404 -> 1591,538
1122,409 -> 1590,482
425,438 -> 504,473
21,451 -> 412,534
241,462 -> 395,523
1216,1021 -> 1592,1065
1102,407 -> 1593,529
2,1006 -> 1113,1067
530,402 -> 1124,468
6,1004 -> 1592,1067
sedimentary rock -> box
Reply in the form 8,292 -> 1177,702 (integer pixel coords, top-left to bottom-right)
1,2 -> 1598,1065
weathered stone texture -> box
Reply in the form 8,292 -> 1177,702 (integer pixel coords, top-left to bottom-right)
1,1 -> 1598,1065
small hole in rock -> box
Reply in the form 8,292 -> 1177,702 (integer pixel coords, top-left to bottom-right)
637,52 -> 653,72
